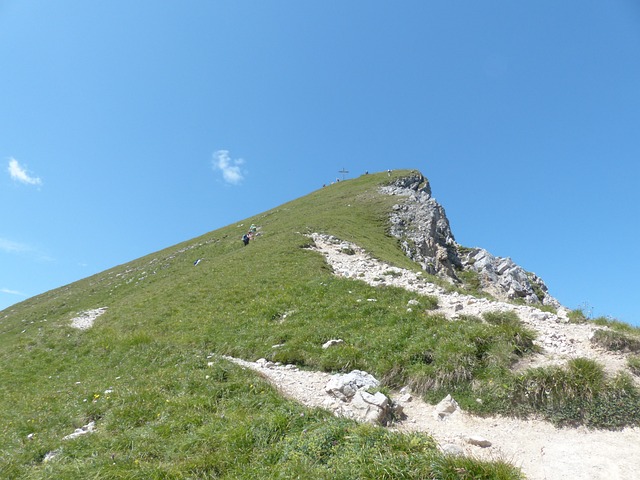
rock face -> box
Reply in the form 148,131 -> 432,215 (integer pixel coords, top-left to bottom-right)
459,247 -> 559,307
382,171 -> 559,306
382,173 -> 461,279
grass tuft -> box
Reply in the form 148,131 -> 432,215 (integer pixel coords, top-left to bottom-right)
503,358 -> 640,428
591,329 -> 640,353
627,356 -> 640,376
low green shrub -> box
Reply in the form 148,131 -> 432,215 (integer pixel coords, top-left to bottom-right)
591,316 -> 640,335
482,311 -> 537,356
628,356 -> 640,376
591,329 -> 640,353
483,310 -> 521,326
568,308 -> 588,323
457,269 -> 482,293
503,358 -> 640,428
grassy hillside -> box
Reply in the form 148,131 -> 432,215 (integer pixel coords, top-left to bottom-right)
1,169 -> 637,478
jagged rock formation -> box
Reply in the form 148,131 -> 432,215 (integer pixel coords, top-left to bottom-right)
459,247 -> 559,307
382,173 -> 461,279
381,171 -> 559,306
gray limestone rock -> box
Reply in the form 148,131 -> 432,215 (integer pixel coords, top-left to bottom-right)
350,390 -> 390,424
325,370 -> 380,402
381,172 -> 559,307
382,172 -> 461,279
434,394 -> 459,420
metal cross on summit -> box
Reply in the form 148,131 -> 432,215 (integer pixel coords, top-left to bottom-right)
338,167 -> 349,180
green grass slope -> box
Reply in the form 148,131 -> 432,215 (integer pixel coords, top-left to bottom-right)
0,169 -> 636,478
0,170 -> 523,479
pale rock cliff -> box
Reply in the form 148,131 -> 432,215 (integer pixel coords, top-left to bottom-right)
381,171 -> 559,306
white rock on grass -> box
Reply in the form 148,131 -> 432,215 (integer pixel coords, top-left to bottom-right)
70,308 -> 108,330
322,339 -> 344,349
62,421 -> 96,441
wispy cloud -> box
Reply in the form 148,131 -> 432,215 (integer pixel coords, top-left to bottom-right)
0,237 -> 30,254
0,237 -> 53,262
1,288 -> 25,297
212,150 -> 245,185
8,157 -> 42,186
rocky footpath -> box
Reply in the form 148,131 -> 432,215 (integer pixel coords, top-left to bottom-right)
308,233 -> 632,376
223,350 -> 640,480
222,357 -> 400,425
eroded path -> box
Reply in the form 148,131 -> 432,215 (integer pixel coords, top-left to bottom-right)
225,354 -> 640,480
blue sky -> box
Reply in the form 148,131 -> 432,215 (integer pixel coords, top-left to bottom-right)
2,1 -> 639,325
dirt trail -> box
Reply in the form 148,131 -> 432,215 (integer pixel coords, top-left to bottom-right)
225,355 -> 640,480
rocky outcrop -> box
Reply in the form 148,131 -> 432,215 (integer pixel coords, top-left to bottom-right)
381,172 -> 559,306
459,247 -> 559,307
382,172 -> 462,279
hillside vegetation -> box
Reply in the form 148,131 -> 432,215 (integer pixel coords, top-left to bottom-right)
1,170 -> 638,479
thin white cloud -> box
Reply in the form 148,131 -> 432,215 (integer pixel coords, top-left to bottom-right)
0,237 -> 30,253
0,237 -> 53,262
1,288 -> 25,297
212,150 -> 245,185
8,157 -> 42,186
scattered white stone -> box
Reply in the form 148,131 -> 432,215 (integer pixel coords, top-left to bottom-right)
256,358 -> 275,368
70,308 -> 108,330
322,339 -> 344,349
325,370 -> 380,402
398,393 -> 413,403
350,390 -> 390,424
62,421 -> 96,441
43,450 -> 60,462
